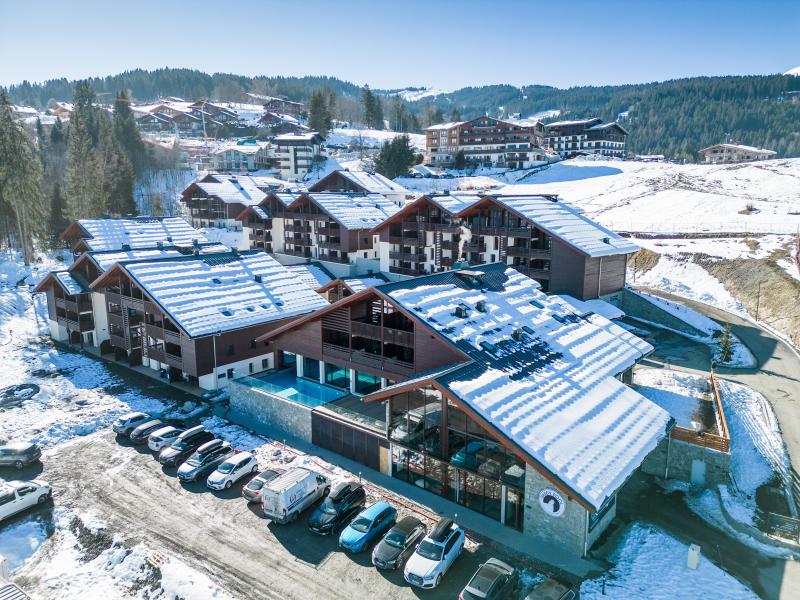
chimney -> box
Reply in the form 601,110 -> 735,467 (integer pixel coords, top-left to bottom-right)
254,274 -> 262,283
156,241 -> 163,249
602,237 -> 611,244
231,247 -> 239,255
121,243 -> 131,251
193,247 -> 200,256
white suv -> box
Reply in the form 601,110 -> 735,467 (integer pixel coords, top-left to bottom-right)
206,452 -> 258,490
0,480 -> 52,522
404,517 -> 465,589
147,426 -> 183,452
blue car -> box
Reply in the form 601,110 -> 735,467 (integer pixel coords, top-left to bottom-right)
338,501 -> 396,553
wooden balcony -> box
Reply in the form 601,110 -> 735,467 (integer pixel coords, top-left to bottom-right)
164,352 -> 184,369
506,246 -> 552,258
463,242 -> 486,253
281,248 -> 313,258
322,342 -> 351,361
145,323 -> 181,342
109,333 -> 127,349
105,291 -> 121,305
318,253 -> 350,264
146,346 -> 165,362
284,222 -> 311,232
318,240 -> 343,250
285,234 -> 313,246
389,236 -> 423,246
317,226 -> 340,236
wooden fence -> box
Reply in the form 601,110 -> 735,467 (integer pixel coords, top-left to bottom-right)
669,372 -> 730,453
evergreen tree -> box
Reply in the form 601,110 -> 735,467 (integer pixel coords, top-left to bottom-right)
0,91 -> 46,264
454,150 -> 466,170
719,323 -> 733,363
98,119 -> 137,217
64,107 -> 102,218
113,90 -> 147,174
325,88 -> 337,125
450,108 -> 462,122
374,134 -> 416,179
50,116 -> 65,145
361,85 -> 384,129
48,182 -> 68,243
307,90 -> 331,136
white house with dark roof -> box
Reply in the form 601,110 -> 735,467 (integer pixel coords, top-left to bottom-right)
544,118 -> 627,158
698,143 -> 777,164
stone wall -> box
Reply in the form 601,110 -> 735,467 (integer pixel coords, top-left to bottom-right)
228,380 -> 313,443
523,465 -> 589,557
641,436 -> 731,488
615,288 -> 705,337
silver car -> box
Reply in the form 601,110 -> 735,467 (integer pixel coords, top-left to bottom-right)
177,441 -> 233,482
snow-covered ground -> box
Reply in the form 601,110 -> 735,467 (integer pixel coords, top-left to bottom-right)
326,127 -> 426,152
580,523 -> 757,599
634,368 -> 712,429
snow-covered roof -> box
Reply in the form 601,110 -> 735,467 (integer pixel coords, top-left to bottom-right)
428,192 -> 482,214
76,217 -> 208,252
86,243 -> 228,272
274,192 -> 400,229
425,121 -> 464,131
274,132 -> 323,142
121,251 -> 329,338
333,170 -> 409,195
341,274 -> 389,293
55,271 -> 88,295
211,141 -> 268,155
480,195 -> 639,257
378,265 -> 667,510
286,263 -> 334,289
544,118 -> 602,128
699,144 -> 776,156
192,174 -> 270,206
556,295 -> 625,320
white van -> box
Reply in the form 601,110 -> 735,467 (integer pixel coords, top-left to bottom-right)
261,467 -> 330,524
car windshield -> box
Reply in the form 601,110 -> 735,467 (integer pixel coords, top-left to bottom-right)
186,456 -> 202,466
319,498 -> 338,515
349,517 -> 372,533
383,530 -> 407,549
171,440 -> 190,450
247,479 -> 264,490
416,540 -> 442,561
217,461 -> 235,474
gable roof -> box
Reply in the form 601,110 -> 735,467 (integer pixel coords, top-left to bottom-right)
309,170 -> 410,196
698,143 -> 776,155
460,195 -> 639,258
189,173 -> 274,206
371,265 -> 668,510
79,243 -> 229,273
371,192 -> 480,233
93,251 -> 329,338
286,263 -> 336,289
65,217 -> 208,252
33,270 -> 90,295
275,192 -> 400,230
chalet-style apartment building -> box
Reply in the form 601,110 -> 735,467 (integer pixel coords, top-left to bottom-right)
425,116 -> 547,169
36,217 -> 327,390
211,139 -> 270,172
543,118 -> 628,158
698,143 -> 777,164
226,264 -> 669,557
132,98 -> 239,134
372,192 -> 638,299
236,190 -> 399,277
308,169 -> 411,206
273,132 -> 325,180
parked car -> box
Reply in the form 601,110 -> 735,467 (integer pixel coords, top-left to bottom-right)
372,515 -> 427,570
0,480 -> 52,522
523,577 -> 577,600
308,480 -> 366,535
147,426 -> 183,452
158,426 -> 215,466
206,452 -> 258,490
112,412 -> 150,436
404,517 -> 465,589
129,419 -> 171,444
338,501 -> 397,553
261,467 -> 329,524
0,442 -> 42,470
242,468 -> 285,503
176,440 -> 233,482
460,558 -> 517,600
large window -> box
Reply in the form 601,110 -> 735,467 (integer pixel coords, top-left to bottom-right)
303,356 -> 320,381
354,371 -> 381,395
324,363 -> 350,389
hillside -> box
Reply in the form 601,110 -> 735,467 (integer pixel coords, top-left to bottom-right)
6,68 -> 800,162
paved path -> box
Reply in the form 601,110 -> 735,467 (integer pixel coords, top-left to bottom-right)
635,287 -> 800,481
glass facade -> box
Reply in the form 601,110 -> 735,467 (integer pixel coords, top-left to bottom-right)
324,363 -> 350,389
388,386 -> 526,530
303,356 -> 320,381
354,370 -> 381,395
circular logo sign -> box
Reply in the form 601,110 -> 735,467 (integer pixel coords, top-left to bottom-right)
538,488 -> 565,517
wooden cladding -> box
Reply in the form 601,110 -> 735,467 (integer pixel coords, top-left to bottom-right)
321,307 -> 350,332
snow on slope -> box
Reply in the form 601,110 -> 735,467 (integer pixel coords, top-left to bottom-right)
392,87 -> 450,102
326,127 -> 426,152
580,523 -> 757,599
784,66 -> 800,76
500,158 -> 800,234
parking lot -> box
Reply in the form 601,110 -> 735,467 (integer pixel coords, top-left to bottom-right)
31,428 -> 530,599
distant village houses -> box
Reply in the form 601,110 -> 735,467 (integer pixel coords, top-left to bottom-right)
698,143 -> 777,164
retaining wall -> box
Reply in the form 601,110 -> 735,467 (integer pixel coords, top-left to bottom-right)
228,380 -> 313,442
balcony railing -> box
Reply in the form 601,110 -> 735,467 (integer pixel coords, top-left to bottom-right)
506,246 -> 551,258
463,242 -> 486,253
109,333 -> 127,349
318,253 -> 350,264
389,251 -> 426,262
281,248 -> 313,258
389,236 -> 423,246
164,352 -> 183,369
316,226 -> 340,236
318,240 -> 342,250
322,342 -> 351,361
284,223 -> 311,232
389,266 -> 427,277
285,234 -> 313,246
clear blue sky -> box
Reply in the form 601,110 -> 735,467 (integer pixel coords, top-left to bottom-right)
1,0 -> 797,90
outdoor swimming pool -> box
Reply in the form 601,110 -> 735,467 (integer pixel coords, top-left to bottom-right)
237,369 -> 348,408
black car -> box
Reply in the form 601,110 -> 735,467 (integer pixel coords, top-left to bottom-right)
460,558 -> 517,600
371,515 -> 427,570
307,480 -> 366,535
158,426 -> 215,466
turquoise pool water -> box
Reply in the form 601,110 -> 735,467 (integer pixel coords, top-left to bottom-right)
238,369 -> 347,408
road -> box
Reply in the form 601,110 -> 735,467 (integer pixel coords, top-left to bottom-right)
636,287 -> 800,480
29,430 -> 519,600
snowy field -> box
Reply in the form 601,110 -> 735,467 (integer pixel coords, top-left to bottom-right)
580,523 -> 757,599
326,127 -> 426,152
